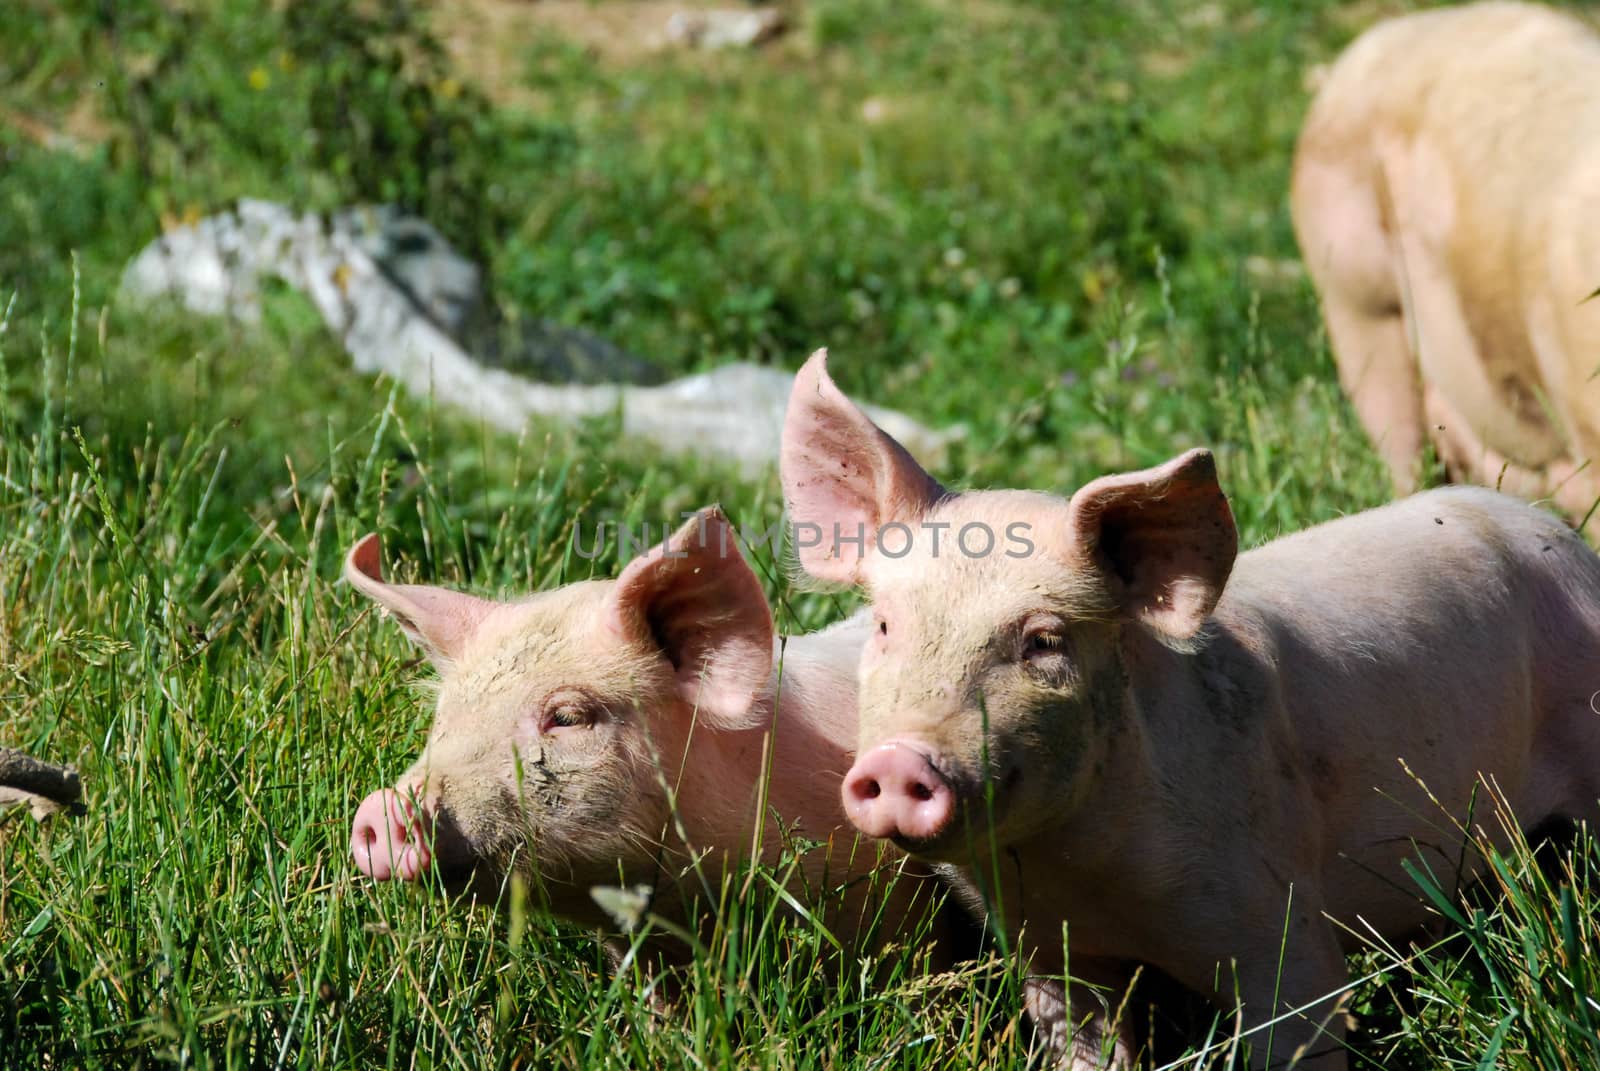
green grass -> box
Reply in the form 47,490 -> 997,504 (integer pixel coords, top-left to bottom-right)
3,0 -> 1599,1067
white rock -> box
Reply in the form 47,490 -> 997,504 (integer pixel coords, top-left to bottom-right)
120,201 -> 955,475
663,8 -> 786,50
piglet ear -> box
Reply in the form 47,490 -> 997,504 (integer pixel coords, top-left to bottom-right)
780,349 -> 946,585
607,508 -> 775,729
344,534 -> 497,667
1065,449 -> 1238,645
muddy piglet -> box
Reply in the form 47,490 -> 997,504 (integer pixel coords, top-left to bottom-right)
781,349 -> 1600,1069
347,507 -> 961,969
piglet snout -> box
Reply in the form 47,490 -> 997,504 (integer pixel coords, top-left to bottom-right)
351,788 -> 433,882
843,742 -> 954,844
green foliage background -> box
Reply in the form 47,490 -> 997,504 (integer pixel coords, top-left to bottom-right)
2,0 -> 1597,1067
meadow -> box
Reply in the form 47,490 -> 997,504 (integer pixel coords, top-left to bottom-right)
2,0 -> 1598,1066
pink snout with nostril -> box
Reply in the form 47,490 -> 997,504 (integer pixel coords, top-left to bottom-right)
351,788 -> 432,881
841,742 -> 955,843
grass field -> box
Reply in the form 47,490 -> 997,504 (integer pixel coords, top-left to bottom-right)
3,0 -> 1599,1067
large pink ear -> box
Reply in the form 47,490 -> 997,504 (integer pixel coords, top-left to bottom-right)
1065,449 -> 1237,645
344,534 -> 498,666
606,508 -> 775,728
780,349 -> 946,584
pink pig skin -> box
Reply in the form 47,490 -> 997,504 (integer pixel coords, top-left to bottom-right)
347,507 -> 973,982
781,349 -> 1600,1069
1292,2 -> 1600,528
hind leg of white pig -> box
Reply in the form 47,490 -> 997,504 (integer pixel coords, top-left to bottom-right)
1422,382 -> 1600,527
1294,152 -> 1427,496
1422,383 -> 1550,498
1324,301 -> 1428,497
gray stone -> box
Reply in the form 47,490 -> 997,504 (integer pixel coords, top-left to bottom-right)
120,199 -> 956,474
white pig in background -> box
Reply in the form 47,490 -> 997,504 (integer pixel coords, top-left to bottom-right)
1292,1 -> 1600,528
780,349 -> 1600,1069
346,508 -> 970,975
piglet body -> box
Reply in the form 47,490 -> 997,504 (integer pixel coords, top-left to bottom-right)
347,509 -> 959,969
782,350 -> 1600,1069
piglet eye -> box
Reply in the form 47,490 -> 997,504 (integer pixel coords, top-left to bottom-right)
540,695 -> 599,733
1024,630 -> 1066,659
547,706 -> 587,728
878,618 -> 889,636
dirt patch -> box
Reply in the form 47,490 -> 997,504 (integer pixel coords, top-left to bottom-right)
0,92 -> 112,155
430,0 -> 787,107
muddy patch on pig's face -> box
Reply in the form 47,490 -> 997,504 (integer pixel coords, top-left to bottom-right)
405,581 -> 681,908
